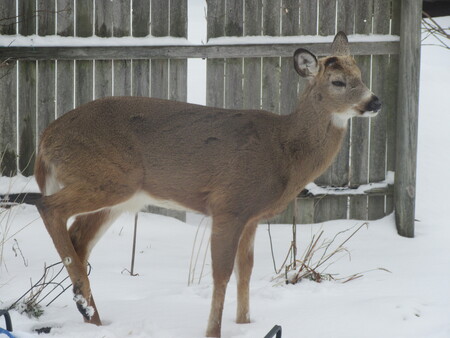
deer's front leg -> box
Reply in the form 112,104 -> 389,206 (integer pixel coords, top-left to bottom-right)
206,215 -> 246,337
235,221 -> 257,324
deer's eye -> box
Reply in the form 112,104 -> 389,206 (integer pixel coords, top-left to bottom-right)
332,80 -> 346,87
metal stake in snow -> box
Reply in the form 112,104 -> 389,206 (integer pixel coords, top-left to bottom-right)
130,213 -> 139,276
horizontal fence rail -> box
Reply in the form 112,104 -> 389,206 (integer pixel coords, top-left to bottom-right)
0,41 -> 400,60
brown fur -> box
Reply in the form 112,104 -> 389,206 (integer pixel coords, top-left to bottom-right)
34,32 -> 380,337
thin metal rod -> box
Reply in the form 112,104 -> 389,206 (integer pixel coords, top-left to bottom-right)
130,213 -> 138,276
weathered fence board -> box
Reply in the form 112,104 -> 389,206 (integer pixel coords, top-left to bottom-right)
37,1 -> 56,140
2,41 -> 401,61
300,0 -> 317,35
94,1 -> 113,102
0,1 -> 17,176
243,0 -> 262,110
19,0 -> 35,36
386,0 -> 401,215
280,0 -> 300,117
169,0 -> 188,102
76,2 -> 93,106
207,0 -> 226,108
224,0 -> 243,110
132,0 -> 150,97
0,1 -> 16,35
349,0 -> 373,220
262,0 -> 281,115
0,60 -> 17,176
113,1 -> 132,96
37,60 -> 56,139
395,0 -> 422,237
56,0 -> 74,117
151,0 -> 169,100
368,0 -> 390,220
18,60 -> 36,176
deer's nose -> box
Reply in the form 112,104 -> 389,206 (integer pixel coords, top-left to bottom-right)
367,95 -> 382,112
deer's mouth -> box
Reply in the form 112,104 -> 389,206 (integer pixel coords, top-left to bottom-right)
361,110 -> 379,117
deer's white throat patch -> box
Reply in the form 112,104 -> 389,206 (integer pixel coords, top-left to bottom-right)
331,110 -> 356,129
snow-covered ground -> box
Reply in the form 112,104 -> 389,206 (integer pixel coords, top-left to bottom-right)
1,12 -> 449,338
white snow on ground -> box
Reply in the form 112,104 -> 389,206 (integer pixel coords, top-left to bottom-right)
1,14 -> 449,338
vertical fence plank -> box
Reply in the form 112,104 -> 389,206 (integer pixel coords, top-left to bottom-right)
0,1 -> 17,176
394,0 -> 422,237
337,0 -> 356,34
0,61 -> 17,176
262,0 -> 281,114
113,0 -> 132,96
150,0 -> 169,99
224,0 -> 243,110
75,0 -> 93,107
132,0 -> 150,97
243,0 -> 262,110
19,0 -> 35,36
0,1 -> 16,35
94,0 -> 113,99
56,0 -> 74,116
368,0 -> 390,220
114,60 -> 132,96
349,0 -> 373,219
318,0 -> 336,36
37,1 -> 56,145
95,58 -> 112,98
18,60 -> 36,176
95,0 -> 113,37
385,0 -> 400,214
207,0 -> 225,108
169,0 -> 187,102
17,0 -> 37,176
280,0 -> 300,116
112,0 -> 130,37
300,0 -> 317,35
37,0 -> 55,36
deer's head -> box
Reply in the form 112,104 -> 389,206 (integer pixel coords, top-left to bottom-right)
294,32 -> 381,128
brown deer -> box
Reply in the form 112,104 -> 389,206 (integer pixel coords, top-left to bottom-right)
34,32 -> 380,337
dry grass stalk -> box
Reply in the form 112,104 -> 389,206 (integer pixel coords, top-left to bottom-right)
188,217 -> 211,286
9,262 -> 92,318
270,221 -> 389,285
422,12 -> 450,49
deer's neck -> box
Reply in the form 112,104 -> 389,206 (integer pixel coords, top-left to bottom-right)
282,92 -> 347,177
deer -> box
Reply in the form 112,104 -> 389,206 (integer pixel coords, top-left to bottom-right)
34,32 -> 380,337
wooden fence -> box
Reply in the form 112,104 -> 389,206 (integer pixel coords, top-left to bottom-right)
0,0 -> 422,236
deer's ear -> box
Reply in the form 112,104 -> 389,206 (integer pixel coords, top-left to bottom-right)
332,31 -> 350,56
294,48 -> 319,78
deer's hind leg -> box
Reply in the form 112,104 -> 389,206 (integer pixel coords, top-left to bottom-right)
36,184 -> 134,325
68,209 -> 120,321
69,210 -> 119,266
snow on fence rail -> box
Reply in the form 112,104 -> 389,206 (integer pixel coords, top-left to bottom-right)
0,0 -> 421,236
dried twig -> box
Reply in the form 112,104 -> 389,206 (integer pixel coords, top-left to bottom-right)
422,11 -> 450,49
271,221 -> 388,285
8,261 -> 92,318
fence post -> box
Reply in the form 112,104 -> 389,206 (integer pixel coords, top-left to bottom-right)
394,0 -> 422,238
